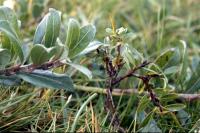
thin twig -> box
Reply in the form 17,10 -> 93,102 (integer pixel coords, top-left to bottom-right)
75,85 -> 200,102
112,61 -> 151,85
0,60 -> 65,76
103,46 -> 126,132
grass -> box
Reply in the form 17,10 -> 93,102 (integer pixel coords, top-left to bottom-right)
1,0 -> 200,132
1,85 -> 199,132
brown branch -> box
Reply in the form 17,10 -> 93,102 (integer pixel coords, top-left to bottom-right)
75,85 -> 200,102
112,61 -> 151,85
103,46 -> 126,132
0,60 -> 65,76
178,94 -> 200,101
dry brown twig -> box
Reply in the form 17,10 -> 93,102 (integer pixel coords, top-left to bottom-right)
75,85 -> 200,102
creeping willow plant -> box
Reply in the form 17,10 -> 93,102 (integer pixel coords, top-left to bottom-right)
0,6 -> 96,90
0,6 -> 189,132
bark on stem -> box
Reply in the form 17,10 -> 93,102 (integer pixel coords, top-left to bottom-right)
0,60 -> 65,76
74,85 -> 200,102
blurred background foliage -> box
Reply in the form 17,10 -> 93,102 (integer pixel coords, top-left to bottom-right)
0,0 -> 200,132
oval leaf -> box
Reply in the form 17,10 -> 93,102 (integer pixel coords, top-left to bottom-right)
69,24 -> 96,58
160,93 -> 178,102
65,18 -> 80,49
67,62 -> 92,79
0,6 -> 20,32
163,66 -> 180,75
78,41 -> 103,56
16,70 -> 74,91
30,44 -> 50,65
44,8 -> 61,47
48,40 -> 65,60
0,6 -> 20,57
165,104 -> 186,112
140,120 -> 162,133
0,20 -> 24,62
154,48 -> 175,69
33,14 -> 48,44
0,48 -> 11,69
0,75 -> 21,86
32,0 -> 45,18
33,8 -> 61,48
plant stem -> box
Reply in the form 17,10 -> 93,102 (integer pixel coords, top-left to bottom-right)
74,85 -> 200,102
0,60 -> 65,76
112,61 -> 151,85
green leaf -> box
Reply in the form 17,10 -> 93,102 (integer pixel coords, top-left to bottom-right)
32,4 -> 44,18
65,18 -> 80,49
177,110 -> 191,126
137,95 -> 150,113
49,42 -> 65,60
16,70 -> 74,91
122,44 -> 144,68
17,0 -> 29,21
0,8 -> 21,60
164,104 -> 186,112
32,0 -> 45,18
165,48 -> 181,68
186,62 -> 200,92
77,41 -> 103,56
0,20 -> 18,39
69,24 -> 96,58
0,6 -> 20,33
30,44 -> 51,65
33,14 -> 47,44
1,35 -> 14,57
0,48 -> 11,69
44,8 -> 61,47
0,75 -> 21,86
0,20 -> 24,62
140,120 -> 161,133
154,48 -> 175,69
191,56 -> 200,73
160,93 -> 178,102
163,66 -> 180,75
67,62 -> 92,79
33,8 -> 61,48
